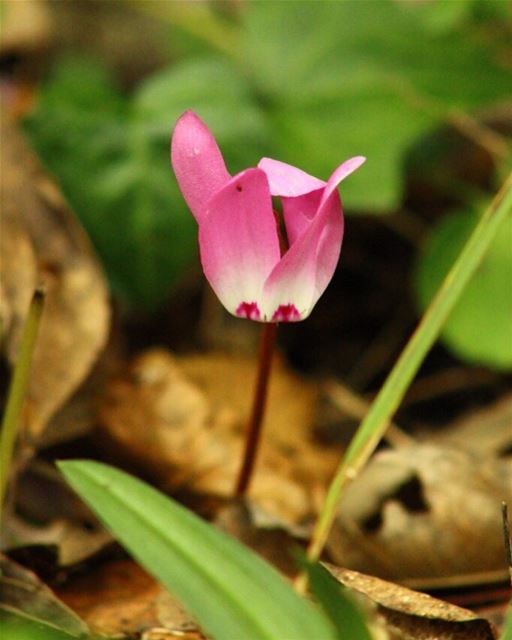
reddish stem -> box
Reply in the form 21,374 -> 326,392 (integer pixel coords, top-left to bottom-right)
234,322 -> 278,497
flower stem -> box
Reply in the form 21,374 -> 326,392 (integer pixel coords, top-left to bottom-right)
0,287 -> 45,522
234,322 -> 278,497
306,171 -> 512,566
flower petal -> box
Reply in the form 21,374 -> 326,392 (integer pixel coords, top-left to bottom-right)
198,168 -> 281,318
258,158 -> 325,197
318,156 -> 366,209
262,196 -> 342,321
171,111 -> 230,223
262,156 -> 366,321
281,190 -> 323,246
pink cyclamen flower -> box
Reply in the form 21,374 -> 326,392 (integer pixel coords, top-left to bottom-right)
171,110 -> 365,322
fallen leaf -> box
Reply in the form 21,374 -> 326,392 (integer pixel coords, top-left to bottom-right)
327,444 -> 512,580
0,0 -> 52,57
0,214 -> 37,354
2,516 -> 112,568
326,564 -> 498,640
98,349 -> 340,522
55,558 -> 202,639
0,117 -> 110,441
2,460 -> 112,567
214,501 -> 309,576
0,554 -> 89,638
436,393 -> 512,458
40,334 -> 124,449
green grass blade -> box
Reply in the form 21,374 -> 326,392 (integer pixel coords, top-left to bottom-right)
501,605 -> 512,640
0,554 -> 89,638
308,172 -> 512,562
0,613 -> 78,640
0,288 -> 45,517
303,561 -> 371,640
58,460 -> 335,640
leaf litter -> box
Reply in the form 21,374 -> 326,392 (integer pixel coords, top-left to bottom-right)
0,117 -> 110,442
325,565 -> 498,640
328,443 -> 512,580
0,554 -> 90,638
1,10 -> 512,636
97,349 -> 339,523
4,335 -> 511,637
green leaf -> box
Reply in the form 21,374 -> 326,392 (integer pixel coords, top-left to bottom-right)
25,55 -> 195,310
0,614 -> 78,640
58,460 -> 335,640
25,55 -> 271,310
0,555 -> 89,639
243,0 -> 511,210
134,57 -> 270,160
415,206 -> 512,369
303,562 -> 371,640
410,0 -> 473,34
501,605 -> 512,640
308,174 -> 512,561
270,94 -> 431,213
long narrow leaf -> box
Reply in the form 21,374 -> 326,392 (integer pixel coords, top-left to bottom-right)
501,606 -> 512,640
303,561 -> 371,640
0,555 -> 88,639
0,614 -> 78,640
58,460 -> 335,640
309,172 -> 512,561
0,288 -> 45,515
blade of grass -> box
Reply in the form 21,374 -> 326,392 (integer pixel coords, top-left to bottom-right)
302,560 -> 371,640
307,172 -> 512,564
0,554 -> 89,638
501,606 -> 512,640
0,287 -> 45,521
0,614 -> 79,640
58,460 -> 336,640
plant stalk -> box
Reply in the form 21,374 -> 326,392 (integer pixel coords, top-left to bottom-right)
0,287 -> 45,519
235,322 -> 278,497
305,171 -> 512,567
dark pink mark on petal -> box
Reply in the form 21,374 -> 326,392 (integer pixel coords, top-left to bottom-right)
236,301 -> 261,320
272,304 -> 300,322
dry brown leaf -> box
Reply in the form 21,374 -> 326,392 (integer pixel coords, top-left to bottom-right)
436,393 -> 512,458
3,516 -> 112,567
179,351 -> 342,500
1,459 -> 112,566
328,444 -> 512,581
214,501 -> 309,576
0,554 -> 90,637
0,117 -> 110,440
326,564 -> 497,640
0,214 -> 37,351
97,349 -> 340,523
40,333 -> 124,449
56,558 -> 203,639
0,0 -> 52,57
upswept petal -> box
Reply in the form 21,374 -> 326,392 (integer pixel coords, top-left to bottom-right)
317,156 -> 366,210
262,156 -> 366,321
198,168 -> 281,318
261,193 -> 342,321
281,190 -> 323,247
258,158 -> 325,197
312,156 -> 366,298
171,111 -> 230,223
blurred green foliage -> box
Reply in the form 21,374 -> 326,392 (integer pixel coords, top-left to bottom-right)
415,205 -> 512,370
0,614 -> 78,640
303,560 -> 371,640
25,0 -> 511,366
25,56 -> 270,310
242,0 -> 510,210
